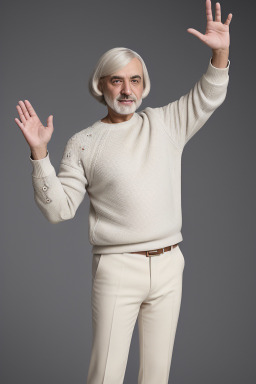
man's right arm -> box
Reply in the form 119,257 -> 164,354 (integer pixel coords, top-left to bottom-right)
29,136 -> 88,223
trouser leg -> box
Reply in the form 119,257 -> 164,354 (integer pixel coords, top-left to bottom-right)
137,245 -> 185,384
86,252 -> 150,384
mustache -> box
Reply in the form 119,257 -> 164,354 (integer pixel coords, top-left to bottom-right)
117,96 -> 136,101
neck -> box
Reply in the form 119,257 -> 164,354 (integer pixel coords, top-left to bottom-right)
101,108 -> 134,124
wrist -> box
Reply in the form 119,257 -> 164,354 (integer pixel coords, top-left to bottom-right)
211,48 -> 229,68
212,47 -> 229,55
30,146 -> 48,160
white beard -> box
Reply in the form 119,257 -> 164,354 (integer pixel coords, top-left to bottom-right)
103,92 -> 143,115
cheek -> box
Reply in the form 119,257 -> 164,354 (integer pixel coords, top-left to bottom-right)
105,88 -> 119,99
135,87 -> 143,99
111,87 -> 120,97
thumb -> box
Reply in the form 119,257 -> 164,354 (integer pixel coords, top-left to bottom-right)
187,28 -> 206,43
47,115 -> 54,128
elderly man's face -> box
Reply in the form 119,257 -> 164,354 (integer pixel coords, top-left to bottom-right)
99,57 -> 144,115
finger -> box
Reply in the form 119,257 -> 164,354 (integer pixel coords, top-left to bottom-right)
24,99 -> 37,117
14,117 -> 25,131
215,2 -> 221,22
224,13 -> 233,26
206,0 -> 213,22
16,105 -> 27,125
47,115 -> 54,129
18,100 -> 30,120
187,28 -> 207,43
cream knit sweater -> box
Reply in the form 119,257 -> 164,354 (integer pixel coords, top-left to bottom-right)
29,57 -> 230,255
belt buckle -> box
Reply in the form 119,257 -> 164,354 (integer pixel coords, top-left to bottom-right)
146,249 -> 160,257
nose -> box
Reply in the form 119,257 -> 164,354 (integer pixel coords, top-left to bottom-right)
121,80 -> 132,96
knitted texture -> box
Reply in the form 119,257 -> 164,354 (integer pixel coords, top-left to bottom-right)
29,57 -> 230,254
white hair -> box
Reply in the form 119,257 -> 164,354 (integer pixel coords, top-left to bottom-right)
88,47 -> 151,106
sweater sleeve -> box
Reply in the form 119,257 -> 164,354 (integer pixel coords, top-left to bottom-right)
153,57 -> 230,150
29,135 -> 88,224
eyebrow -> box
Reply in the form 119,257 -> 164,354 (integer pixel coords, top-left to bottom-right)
110,75 -> 142,80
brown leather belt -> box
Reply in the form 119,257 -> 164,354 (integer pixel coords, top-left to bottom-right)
129,243 -> 179,257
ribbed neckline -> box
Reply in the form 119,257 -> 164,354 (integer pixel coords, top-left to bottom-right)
94,112 -> 139,129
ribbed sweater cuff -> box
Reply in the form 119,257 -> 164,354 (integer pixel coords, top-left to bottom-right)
29,150 -> 55,178
204,56 -> 230,85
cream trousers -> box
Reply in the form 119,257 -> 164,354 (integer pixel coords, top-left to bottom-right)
86,244 -> 185,384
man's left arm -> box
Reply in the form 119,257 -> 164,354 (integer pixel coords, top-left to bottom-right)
152,0 -> 233,150
153,52 -> 230,150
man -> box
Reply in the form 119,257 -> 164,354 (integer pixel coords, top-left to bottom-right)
15,1 -> 232,383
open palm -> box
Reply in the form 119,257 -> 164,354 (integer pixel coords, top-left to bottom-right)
187,0 -> 233,51
15,100 -> 54,149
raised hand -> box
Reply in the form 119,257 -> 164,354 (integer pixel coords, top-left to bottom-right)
187,0 -> 232,51
15,100 -> 54,152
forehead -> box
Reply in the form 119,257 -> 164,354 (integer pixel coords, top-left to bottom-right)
110,57 -> 143,77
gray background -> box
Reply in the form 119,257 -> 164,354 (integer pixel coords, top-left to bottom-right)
1,0 -> 255,383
